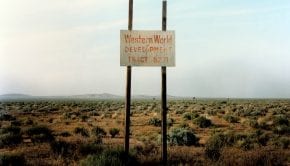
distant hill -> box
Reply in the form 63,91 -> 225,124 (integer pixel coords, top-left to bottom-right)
0,94 -> 33,100
0,93 -> 188,100
70,93 -> 122,99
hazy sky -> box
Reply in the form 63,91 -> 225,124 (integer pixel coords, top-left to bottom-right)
1,0 -> 290,98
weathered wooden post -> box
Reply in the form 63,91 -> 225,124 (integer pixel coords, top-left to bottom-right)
120,0 -> 174,163
125,0 -> 133,156
161,0 -> 168,164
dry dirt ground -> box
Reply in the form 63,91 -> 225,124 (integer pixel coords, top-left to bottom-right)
1,99 -> 290,165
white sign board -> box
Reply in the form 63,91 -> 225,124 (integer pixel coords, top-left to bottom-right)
120,30 -> 175,66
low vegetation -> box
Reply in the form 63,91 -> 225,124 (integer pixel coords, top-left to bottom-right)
0,99 -> 289,165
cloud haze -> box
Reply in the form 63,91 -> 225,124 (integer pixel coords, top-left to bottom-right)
1,0 -> 290,98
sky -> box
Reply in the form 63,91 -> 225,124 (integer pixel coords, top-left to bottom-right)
1,0 -> 290,98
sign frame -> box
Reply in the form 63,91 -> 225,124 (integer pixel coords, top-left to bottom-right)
120,30 -> 175,67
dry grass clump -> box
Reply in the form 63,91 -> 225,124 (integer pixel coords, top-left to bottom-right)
0,99 -> 290,165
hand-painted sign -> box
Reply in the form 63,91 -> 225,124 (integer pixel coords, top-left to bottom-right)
120,30 -> 175,66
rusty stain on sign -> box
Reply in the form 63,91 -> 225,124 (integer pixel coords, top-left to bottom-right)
120,30 -> 175,66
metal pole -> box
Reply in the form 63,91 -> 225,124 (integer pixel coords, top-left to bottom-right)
161,0 -> 167,165
125,0 -> 133,156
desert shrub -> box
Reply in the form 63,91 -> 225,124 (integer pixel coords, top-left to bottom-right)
174,109 -> 184,114
167,118 -> 174,127
179,122 -> 190,129
50,140 -> 76,157
134,141 -> 157,155
207,109 -> 217,116
193,116 -> 212,128
182,112 -> 199,121
182,113 -> 192,120
109,128 -> 120,138
248,119 -> 259,128
91,126 -> 107,137
80,115 -> 89,122
236,137 -> 255,151
218,148 -> 287,166
168,128 -> 199,146
80,148 -> 138,166
11,120 -> 22,126
222,131 -> 240,146
0,133 -> 22,148
148,117 -> 161,127
93,136 -> 103,144
0,153 -> 25,166
233,131 -> 267,150
0,126 -> 21,135
256,133 -> 270,146
205,133 -> 225,161
0,114 -> 16,121
24,118 -> 34,125
74,127 -> 90,137
257,120 -> 270,130
79,143 -> 104,156
59,131 -> 71,137
89,111 -> 100,116
48,118 -> 53,123
0,126 -> 22,147
224,114 -> 239,123
26,125 -> 54,142
274,137 -> 290,149
62,112 -> 71,119
250,109 -> 263,116
273,125 -> 290,135
273,114 -> 289,126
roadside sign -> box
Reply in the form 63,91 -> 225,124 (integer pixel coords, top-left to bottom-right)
120,30 -> 175,66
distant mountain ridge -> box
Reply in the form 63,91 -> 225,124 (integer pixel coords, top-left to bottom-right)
0,93 -> 185,100
0,94 -> 32,99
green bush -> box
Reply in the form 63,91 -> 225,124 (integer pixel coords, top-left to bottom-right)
193,116 -> 212,128
11,120 -> 22,126
26,126 -> 54,142
256,133 -> 270,146
274,137 -> 290,149
179,122 -> 190,129
273,115 -> 289,126
24,118 -> 34,125
0,126 -> 21,135
0,126 -> 22,148
91,126 -> 106,137
248,119 -> 259,128
205,133 -> 225,161
0,114 -> 16,121
148,117 -> 161,127
80,148 -> 138,166
109,128 -> 120,138
0,153 -> 25,166
74,127 -> 90,137
273,125 -> 290,135
168,128 -> 199,146
59,131 -> 71,137
236,137 -> 255,151
50,140 -> 76,157
80,115 -> 89,122
79,143 -> 104,156
182,112 -> 199,120
0,133 -> 22,148
182,113 -> 192,120
89,111 -> 100,116
224,114 -> 239,123
167,118 -> 174,127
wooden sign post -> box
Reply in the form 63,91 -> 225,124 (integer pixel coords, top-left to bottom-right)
124,0 -> 133,157
122,0 -> 173,164
161,1 -> 168,165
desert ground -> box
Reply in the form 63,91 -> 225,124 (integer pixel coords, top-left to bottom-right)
1,98 -> 290,165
